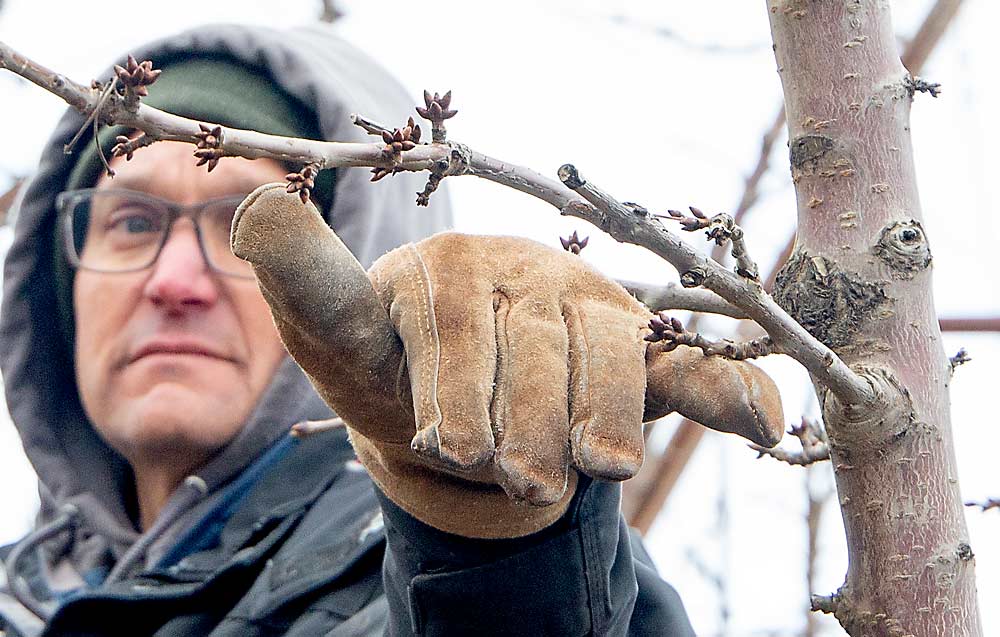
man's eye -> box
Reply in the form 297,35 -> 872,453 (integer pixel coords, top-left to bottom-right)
108,209 -> 160,234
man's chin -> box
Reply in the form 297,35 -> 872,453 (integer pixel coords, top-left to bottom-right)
110,382 -> 246,461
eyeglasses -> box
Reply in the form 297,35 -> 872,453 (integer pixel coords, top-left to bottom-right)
56,188 -> 255,279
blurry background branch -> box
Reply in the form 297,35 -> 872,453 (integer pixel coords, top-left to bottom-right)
0,177 -> 24,226
318,0 -> 344,24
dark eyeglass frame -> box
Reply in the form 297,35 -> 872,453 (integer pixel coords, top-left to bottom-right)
56,188 -> 255,280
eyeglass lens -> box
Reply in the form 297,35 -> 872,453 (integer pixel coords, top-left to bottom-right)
66,191 -> 253,277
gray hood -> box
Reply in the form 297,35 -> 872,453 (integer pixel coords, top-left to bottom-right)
1,23 -> 451,567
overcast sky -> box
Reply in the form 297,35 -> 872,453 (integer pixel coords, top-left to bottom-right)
1,1 -> 997,635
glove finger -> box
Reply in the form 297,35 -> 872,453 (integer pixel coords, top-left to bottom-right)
644,347 -> 784,447
492,295 -> 572,506
231,183 -> 410,443
371,238 -> 497,471
565,301 -> 647,481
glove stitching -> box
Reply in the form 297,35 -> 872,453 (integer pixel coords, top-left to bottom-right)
404,244 -> 442,431
563,303 -> 593,473
742,371 -> 770,445
490,292 -> 511,446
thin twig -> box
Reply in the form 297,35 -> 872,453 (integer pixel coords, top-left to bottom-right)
750,417 -> 830,467
964,498 -> 1000,513
290,417 -> 345,437
63,80 -> 115,154
804,467 -> 833,637
351,114 -> 392,137
93,111 -> 114,177
949,348 -> 971,374
609,14 -> 769,56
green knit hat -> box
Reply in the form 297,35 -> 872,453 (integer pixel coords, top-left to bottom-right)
56,55 -> 334,347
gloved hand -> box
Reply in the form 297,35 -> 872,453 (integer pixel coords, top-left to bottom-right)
232,184 -> 783,538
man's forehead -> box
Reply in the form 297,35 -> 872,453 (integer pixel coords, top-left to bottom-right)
94,141 -> 285,201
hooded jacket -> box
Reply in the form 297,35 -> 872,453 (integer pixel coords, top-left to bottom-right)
0,23 -> 695,637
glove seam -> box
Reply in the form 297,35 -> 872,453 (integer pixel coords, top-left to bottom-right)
403,243 -> 442,432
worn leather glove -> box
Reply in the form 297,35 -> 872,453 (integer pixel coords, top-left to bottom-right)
232,183 -> 783,538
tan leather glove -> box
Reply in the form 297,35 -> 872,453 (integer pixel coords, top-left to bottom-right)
232,183 -> 783,538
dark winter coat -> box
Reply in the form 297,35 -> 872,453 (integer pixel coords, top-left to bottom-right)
0,23 -> 695,637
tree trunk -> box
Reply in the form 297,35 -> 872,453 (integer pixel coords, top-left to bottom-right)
766,1 -> 982,635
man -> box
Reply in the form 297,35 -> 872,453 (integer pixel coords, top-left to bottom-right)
0,23 -> 781,637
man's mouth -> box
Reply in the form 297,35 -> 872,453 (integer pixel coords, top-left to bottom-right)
128,340 -> 235,365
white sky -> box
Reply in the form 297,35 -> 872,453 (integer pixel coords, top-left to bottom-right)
1,1 -> 997,635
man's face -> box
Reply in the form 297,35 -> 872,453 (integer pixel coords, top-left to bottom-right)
73,142 -> 289,472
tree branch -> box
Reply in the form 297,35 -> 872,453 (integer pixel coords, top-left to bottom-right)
901,0 -> 964,74
0,37 -> 877,408
939,317 -> 1000,332
733,105 -> 787,224
622,280 -> 743,318
556,164 -> 873,405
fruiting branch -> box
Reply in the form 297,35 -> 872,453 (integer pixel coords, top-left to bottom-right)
111,133 -> 154,161
645,312 -> 774,361
659,207 -> 759,280
0,37 -> 877,407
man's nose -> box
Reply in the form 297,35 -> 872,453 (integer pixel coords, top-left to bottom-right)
142,220 -> 219,311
